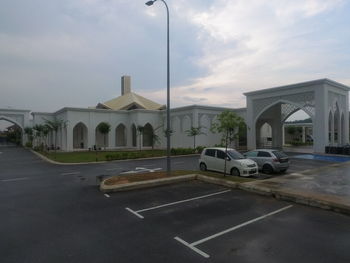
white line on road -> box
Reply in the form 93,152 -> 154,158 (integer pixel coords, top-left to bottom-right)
126,189 -> 231,219
104,194 -> 110,198
1,177 -> 29,182
60,172 -> 81,176
174,205 -> 293,258
174,237 -> 210,258
125,207 -> 144,219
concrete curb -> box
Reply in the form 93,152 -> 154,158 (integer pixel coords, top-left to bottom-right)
30,150 -> 199,166
100,174 -> 197,193
239,182 -> 350,215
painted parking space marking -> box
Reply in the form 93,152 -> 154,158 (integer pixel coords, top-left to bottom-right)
60,171 -> 80,176
126,189 -> 231,219
1,177 -> 29,182
104,194 -> 110,198
174,205 -> 293,258
125,207 -> 144,219
121,167 -> 162,174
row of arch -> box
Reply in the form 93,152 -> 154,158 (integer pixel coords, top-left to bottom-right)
72,122 -> 154,149
328,103 -> 346,145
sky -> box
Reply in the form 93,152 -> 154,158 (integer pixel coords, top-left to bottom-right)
1,0 -> 350,119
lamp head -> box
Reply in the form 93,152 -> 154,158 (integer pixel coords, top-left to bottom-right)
145,0 -> 155,6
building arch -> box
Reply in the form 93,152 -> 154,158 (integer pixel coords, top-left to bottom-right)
182,115 -> 191,132
95,122 -> 110,149
115,123 -> 126,147
73,122 -> 88,149
143,123 -> 153,147
131,124 -> 137,147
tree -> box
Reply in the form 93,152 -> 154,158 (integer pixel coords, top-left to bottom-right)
97,122 -> 111,150
211,110 -> 245,176
150,126 -> 163,150
185,126 -> 206,150
286,126 -> 296,141
24,127 -> 33,146
32,124 -> 45,150
137,125 -> 145,151
44,118 -> 67,155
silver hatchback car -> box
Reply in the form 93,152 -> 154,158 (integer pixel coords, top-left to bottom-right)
243,149 -> 289,174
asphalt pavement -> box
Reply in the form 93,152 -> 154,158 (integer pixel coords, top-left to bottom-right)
2,146 -> 350,262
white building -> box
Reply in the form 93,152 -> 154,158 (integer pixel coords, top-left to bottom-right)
1,78 -> 349,153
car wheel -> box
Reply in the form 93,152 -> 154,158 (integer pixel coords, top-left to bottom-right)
231,167 -> 240,177
262,164 -> 273,174
200,163 -> 207,171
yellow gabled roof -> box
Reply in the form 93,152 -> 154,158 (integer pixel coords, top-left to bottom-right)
100,92 -> 165,111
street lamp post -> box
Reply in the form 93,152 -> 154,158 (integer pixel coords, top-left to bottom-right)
145,0 -> 171,176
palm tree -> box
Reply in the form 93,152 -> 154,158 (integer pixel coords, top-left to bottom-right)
32,124 -> 45,150
44,118 -> 67,154
24,127 -> 33,147
185,126 -> 206,150
137,125 -> 145,151
97,122 -> 111,150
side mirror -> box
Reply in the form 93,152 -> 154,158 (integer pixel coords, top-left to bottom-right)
226,157 -> 231,161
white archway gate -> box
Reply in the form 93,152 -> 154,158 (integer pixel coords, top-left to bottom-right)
0,109 -> 32,145
245,79 -> 350,153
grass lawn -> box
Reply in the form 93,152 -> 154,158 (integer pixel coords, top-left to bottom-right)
104,170 -> 256,186
40,149 -> 168,163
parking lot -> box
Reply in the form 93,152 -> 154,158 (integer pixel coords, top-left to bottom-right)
107,181 -> 350,263
3,147 -> 350,262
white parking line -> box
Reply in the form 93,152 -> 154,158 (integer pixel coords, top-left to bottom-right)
104,194 -> 110,198
126,189 -> 231,219
125,207 -> 144,219
1,177 -> 29,182
174,205 -> 293,258
60,172 -> 80,176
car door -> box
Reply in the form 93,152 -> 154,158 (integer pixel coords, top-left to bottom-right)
203,149 -> 216,170
214,150 -> 227,172
257,151 -> 272,168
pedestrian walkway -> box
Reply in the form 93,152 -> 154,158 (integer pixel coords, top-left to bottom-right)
240,161 -> 350,214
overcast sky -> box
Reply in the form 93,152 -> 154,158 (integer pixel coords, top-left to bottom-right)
1,0 -> 350,116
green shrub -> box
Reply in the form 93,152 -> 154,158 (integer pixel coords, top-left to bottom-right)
25,142 -> 33,148
171,148 -> 195,155
195,146 -> 205,154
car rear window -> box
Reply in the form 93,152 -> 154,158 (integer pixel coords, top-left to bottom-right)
205,149 -> 215,157
257,151 -> 271,157
272,151 -> 288,158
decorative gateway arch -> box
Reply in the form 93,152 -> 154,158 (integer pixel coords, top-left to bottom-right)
0,108 -> 32,144
244,79 -> 350,153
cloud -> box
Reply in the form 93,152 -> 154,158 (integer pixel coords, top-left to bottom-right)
167,0 -> 348,108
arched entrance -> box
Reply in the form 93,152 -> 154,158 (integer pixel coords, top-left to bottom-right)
73,122 -> 88,149
143,123 -> 153,147
131,124 -> 137,147
245,79 -> 350,153
0,117 -> 24,146
116,124 -> 126,147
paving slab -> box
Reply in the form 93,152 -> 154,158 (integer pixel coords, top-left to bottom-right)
240,161 -> 350,214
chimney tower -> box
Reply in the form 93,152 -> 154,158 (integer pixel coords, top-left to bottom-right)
121,75 -> 131,95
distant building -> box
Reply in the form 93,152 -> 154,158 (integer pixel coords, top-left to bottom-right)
1,78 -> 349,153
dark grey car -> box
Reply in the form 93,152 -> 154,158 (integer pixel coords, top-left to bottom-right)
244,149 -> 289,174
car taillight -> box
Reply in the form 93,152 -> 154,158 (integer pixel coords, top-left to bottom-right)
272,158 -> 279,162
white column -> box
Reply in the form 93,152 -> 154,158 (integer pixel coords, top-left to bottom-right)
246,97 -> 256,150
302,126 -> 306,143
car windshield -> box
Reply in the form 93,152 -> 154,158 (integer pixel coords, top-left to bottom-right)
228,150 -> 245,159
272,151 -> 288,158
